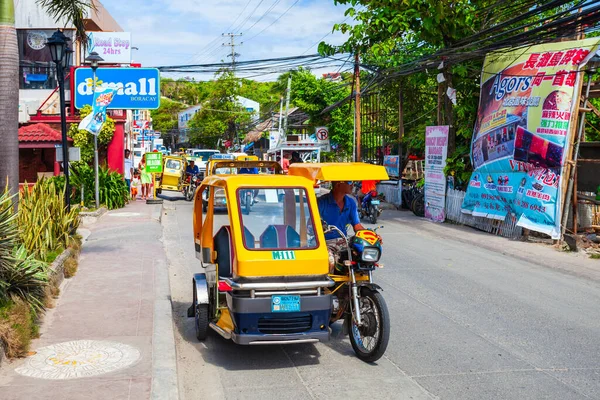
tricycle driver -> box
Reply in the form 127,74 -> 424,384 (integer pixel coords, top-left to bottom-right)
186,160 -> 200,176
317,181 -> 365,273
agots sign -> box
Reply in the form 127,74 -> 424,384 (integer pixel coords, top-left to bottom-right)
74,67 -> 160,110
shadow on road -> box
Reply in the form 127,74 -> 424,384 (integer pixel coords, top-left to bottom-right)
158,193 -> 186,202
171,300 -> 325,370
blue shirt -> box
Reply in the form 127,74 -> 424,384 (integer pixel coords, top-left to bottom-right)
317,193 -> 360,240
186,165 -> 199,175
239,167 -> 259,174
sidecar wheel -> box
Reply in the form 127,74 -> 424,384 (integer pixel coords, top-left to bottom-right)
349,288 -> 390,363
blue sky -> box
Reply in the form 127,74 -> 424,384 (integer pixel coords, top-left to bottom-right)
100,0 -> 351,80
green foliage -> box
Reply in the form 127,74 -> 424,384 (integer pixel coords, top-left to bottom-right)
151,97 -> 186,144
275,68 -> 354,157
2,245 -> 49,314
443,145 -> 472,190
68,105 -> 115,163
18,180 -> 80,261
0,190 -> 18,282
66,164 -> 129,210
188,69 -> 253,149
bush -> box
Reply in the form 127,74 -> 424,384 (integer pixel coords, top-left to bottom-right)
0,299 -> 39,357
68,164 -> 129,210
18,179 -> 80,261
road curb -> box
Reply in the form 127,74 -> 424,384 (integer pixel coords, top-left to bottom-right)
151,202 -> 179,400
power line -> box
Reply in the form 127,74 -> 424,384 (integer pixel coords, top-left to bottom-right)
222,33 -> 243,71
246,0 -> 301,41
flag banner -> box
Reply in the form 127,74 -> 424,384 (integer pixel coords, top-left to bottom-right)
78,86 -> 118,136
461,39 -> 600,238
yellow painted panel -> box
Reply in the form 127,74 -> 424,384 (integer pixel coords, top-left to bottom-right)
288,162 -> 389,182
216,309 -> 234,332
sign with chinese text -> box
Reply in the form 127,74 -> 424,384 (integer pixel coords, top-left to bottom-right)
74,68 -> 160,109
425,126 -> 449,222
145,152 -> 163,174
461,39 -> 600,238
84,32 -> 131,64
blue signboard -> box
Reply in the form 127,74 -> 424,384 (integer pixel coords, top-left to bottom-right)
75,67 -> 160,110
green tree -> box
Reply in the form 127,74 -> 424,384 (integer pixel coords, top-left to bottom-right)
151,97 -> 186,146
275,68 -> 354,157
188,69 -> 252,149
0,0 -> 91,196
67,105 -> 115,164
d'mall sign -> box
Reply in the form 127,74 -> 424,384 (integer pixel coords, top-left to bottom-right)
74,68 -> 160,110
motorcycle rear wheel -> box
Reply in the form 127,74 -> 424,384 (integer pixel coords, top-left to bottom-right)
349,287 -> 390,363
370,205 -> 378,224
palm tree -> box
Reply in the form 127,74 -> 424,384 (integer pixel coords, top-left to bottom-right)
0,0 -> 90,197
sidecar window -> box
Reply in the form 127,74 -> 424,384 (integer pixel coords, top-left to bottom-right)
237,187 -> 318,250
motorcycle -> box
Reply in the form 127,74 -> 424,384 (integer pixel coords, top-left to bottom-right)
359,190 -> 382,224
325,223 -> 390,362
184,174 -> 200,202
240,189 -> 254,214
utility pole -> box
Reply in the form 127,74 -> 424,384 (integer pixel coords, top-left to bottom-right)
222,33 -> 242,72
283,76 -> 292,138
354,52 -> 361,162
278,96 -> 284,132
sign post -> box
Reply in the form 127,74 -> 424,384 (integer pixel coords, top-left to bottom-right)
144,152 -> 163,204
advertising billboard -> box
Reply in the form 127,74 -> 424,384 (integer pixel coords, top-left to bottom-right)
461,39 -> 600,238
74,67 -> 160,110
84,32 -> 131,64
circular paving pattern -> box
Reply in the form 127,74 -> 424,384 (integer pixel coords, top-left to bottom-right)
15,340 -> 141,380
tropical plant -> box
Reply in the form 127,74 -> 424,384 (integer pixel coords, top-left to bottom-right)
0,189 -> 18,279
18,179 -> 80,261
0,0 -> 92,197
1,245 -> 49,313
68,164 -> 128,209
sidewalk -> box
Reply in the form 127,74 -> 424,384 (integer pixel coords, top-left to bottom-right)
0,201 -> 177,400
384,209 -> 600,282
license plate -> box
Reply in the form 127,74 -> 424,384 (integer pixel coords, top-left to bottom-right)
371,200 -> 380,205
271,295 -> 300,312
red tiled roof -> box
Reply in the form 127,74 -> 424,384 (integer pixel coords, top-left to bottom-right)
18,123 -> 72,143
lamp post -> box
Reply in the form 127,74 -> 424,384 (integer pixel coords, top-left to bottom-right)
47,30 -> 72,211
85,51 -> 104,209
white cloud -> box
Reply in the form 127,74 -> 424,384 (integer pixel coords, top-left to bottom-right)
99,0 -> 351,79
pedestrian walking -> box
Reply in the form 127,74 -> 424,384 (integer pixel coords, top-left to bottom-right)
139,156 -> 152,200
124,149 -> 134,197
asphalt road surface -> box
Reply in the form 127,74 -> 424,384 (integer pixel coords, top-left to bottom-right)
160,191 -> 600,400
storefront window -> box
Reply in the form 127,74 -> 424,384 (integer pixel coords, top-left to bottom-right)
17,29 -> 74,90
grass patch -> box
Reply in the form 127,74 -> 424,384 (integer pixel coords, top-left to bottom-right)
0,300 -> 38,358
44,248 -> 64,263
63,256 -> 79,279
590,253 -> 600,259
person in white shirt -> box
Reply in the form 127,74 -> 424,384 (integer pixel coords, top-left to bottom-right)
124,149 -> 134,196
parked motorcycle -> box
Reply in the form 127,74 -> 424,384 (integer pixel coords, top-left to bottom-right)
325,223 -> 390,362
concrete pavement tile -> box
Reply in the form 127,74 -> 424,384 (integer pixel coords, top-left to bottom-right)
0,378 -> 136,400
224,385 -> 314,400
414,370 -> 588,400
308,376 -> 433,400
548,369 -> 600,399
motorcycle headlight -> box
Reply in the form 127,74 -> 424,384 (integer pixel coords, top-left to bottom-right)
362,247 -> 380,262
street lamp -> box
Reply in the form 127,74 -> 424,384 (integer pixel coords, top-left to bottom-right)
47,30 -> 71,211
85,51 -> 104,209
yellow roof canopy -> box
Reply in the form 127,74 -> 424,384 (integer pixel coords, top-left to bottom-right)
288,163 -> 389,182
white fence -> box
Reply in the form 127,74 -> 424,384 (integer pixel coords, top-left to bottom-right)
445,189 -> 523,239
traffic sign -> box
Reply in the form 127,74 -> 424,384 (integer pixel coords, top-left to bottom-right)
315,126 -> 330,151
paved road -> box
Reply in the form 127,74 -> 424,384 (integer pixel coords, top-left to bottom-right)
160,192 -> 600,400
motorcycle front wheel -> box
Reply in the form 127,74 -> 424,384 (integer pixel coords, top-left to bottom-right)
349,287 -> 390,363
185,186 -> 194,201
